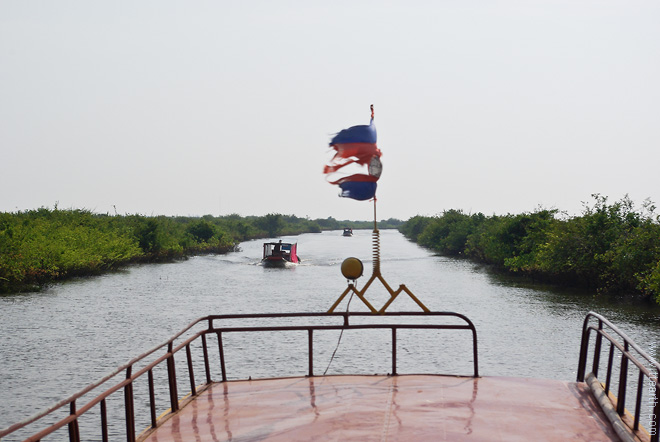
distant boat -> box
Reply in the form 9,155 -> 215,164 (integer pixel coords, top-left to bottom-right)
342,228 -> 353,237
262,240 -> 300,267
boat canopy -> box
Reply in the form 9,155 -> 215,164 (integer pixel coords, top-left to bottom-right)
263,242 -> 299,263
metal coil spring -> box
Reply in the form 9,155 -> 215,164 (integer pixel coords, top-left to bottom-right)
372,229 -> 380,274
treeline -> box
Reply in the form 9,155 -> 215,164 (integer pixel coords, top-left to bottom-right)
0,209 -> 350,293
315,217 -> 403,230
0,208 -> 404,293
399,195 -> 660,305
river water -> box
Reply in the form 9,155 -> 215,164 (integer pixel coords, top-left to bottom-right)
1,229 -> 659,437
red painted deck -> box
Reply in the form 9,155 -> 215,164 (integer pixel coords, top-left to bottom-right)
139,374 -> 621,441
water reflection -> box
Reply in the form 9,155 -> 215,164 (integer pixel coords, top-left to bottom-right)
486,267 -> 660,326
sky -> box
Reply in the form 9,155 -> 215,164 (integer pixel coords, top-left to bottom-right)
1,1 -> 658,222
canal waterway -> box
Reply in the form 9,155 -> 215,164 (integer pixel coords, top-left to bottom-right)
1,229 -> 659,438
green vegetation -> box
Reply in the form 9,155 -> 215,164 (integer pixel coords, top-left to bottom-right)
399,195 -> 660,305
0,208 -> 401,293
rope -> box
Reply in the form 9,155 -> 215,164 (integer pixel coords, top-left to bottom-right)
323,284 -> 356,375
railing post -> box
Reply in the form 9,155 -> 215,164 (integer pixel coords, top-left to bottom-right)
202,333 -> 211,384
592,320 -> 603,378
308,329 -> 314,376
167,343 -> 179,412
392,328 -> 397,376
605,344 -> 615,395
217,331 -> 227,382
472,326 -> 479,378
577,314 -> 593,382
125,366 -> 136,442
186,344 -> 196,396
616,341 -> 629,416
634,369 -> 643,431
148,369 -> 157,429
68,400 -> 80,442
100,398 -> 109,442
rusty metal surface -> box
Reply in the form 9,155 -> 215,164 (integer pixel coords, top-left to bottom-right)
139,374 -> 620,441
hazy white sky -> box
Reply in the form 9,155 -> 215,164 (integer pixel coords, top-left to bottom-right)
1,1 -> 658,221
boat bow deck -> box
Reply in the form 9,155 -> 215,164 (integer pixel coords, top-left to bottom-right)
139,374 -> 620,441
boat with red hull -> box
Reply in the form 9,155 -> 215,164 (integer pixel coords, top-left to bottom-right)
262,241 -> 299,267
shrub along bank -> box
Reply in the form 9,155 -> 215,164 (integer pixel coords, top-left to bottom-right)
399,195 -> 660,305
0,209 -> 310,293
0,209 -> 402,293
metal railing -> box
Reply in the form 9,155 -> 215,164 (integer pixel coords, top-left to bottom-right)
0,311 -> 478,442
577,311 -> 659,442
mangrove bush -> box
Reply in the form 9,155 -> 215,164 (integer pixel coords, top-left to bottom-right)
0,208 -> 401,293
399,195 -> 660,305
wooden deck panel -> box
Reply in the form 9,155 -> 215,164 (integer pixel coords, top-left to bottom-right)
139,374 -> 620,441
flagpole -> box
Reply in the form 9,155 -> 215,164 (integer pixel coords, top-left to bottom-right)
371,103 -> 377,233
372,198 -> 380,277
326,105 -> 430,314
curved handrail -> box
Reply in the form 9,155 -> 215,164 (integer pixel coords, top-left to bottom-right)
0,315 -> 207,438
0,311 -> 478,442
578,312 -> 660,380
577,311 -> 659,442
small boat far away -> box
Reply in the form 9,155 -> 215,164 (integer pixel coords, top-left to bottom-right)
342,227 -> 353,236
262,240 -> 300,267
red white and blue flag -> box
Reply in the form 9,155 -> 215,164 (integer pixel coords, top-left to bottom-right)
324,105 -> 383,201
